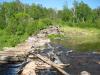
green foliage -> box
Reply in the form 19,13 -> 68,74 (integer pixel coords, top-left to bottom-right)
0,1 -> 54,50
0,0 -> 100,50
95,18 -> 100,28
76,1 -> 92,22
58,6 -> 72,22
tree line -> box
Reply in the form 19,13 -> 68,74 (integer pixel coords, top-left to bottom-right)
0,0 -> 100,49
57,1 -> 100,28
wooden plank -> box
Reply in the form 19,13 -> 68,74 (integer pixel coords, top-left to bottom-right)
36,54 -> 70,75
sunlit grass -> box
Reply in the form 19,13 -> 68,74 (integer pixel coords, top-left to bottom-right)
50,26 -> 100,52
60,26 -> 100,52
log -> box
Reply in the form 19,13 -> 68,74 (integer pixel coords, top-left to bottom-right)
57,64 -> 70,68
0,50 -> 27,63
36,63 -> 51,70
21,61 -> 36,75
35,62 -> 69,70
36,54 -> 70,75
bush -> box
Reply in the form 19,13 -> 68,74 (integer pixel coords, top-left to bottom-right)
37,18 -> 52,29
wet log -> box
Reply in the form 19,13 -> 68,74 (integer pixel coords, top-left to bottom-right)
0,50 -> 27,63
21,61 -> 36,75
36,54 -> 70,75
36,64 -> 69,70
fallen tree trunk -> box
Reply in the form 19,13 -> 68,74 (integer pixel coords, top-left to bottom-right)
21,61 -> 36,75
36,54 -> 70,75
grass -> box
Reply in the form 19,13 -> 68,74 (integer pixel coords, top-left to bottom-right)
49,25 -> 100,52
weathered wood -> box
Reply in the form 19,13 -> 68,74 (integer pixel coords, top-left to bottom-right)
36,54 -> 70,75
35,62 -> 51,70
35,63 -> 70,70
0,60 -> 8,63
0,50 -> 26,55
58,64 -> 70,68
21,61 -> 36,75
0,50 -> 27,63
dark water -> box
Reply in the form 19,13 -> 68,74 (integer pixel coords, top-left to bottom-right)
51,37 -> 100,52
60,52 -> 100,75
40,44 -> 100,75
37,69 -> 60,75
0,62 -> 27,75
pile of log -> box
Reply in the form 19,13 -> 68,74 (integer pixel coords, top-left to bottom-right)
21,54 -> 92,75
21,54 -> 70,75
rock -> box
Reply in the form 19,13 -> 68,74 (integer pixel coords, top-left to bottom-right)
34,39 -> 50,47
27,37 -> 36,43
80,71 -> 91,75
37,34 -> 46,38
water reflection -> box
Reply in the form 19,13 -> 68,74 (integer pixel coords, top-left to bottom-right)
51,37 -> 100,52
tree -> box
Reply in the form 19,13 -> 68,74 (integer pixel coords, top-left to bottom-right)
75,1 -> 92,22
72,0 -> 79,23
58,5 -> 72,22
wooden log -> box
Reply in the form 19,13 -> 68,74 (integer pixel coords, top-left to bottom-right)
21,61 -> 36,75
0,50 -> 27,63
0,60 -> 8,63
58,64 -> 70,68
36,54 -> 70,75
36,63 -> 51,70
35,63 -> 69,70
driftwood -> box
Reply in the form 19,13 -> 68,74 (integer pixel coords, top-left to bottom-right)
21,61 -> 36,75
36,54 -> 70,75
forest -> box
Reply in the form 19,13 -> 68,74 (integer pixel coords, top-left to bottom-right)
0,0 -> 100,51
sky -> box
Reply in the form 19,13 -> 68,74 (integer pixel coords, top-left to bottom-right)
0,0 -> 100,10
